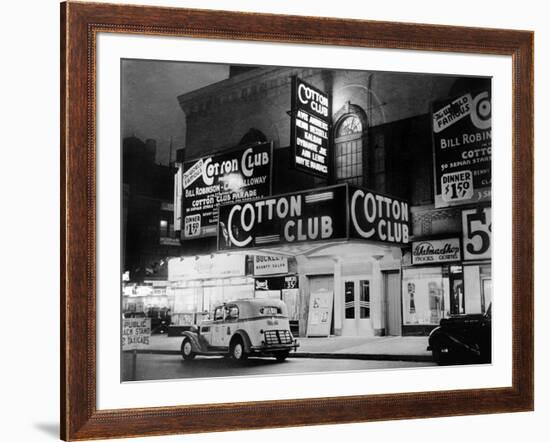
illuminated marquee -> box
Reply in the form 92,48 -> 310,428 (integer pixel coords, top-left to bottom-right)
218,185 -> 348,250
217,185 -> 409,250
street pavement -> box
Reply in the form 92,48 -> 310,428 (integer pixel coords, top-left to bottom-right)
122,352 -> 436,381
143,334 -> 433,361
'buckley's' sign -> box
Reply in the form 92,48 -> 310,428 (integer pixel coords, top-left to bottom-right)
217,184 -> 409,250
291,77 -> 331,179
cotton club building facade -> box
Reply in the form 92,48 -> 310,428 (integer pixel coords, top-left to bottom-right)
167,66 -> 491,338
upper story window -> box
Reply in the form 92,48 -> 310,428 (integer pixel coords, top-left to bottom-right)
334,114 -> 365,187
337,115 -> 362,137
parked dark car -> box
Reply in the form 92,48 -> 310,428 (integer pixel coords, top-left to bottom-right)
428,303 -> 491,365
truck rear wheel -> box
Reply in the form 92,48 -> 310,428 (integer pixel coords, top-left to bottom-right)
230,337 -> 248,362
181,337 -> 196,360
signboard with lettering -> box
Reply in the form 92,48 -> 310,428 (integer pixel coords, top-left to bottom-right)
432,90 -> 491,208
348,186 -> 410,244
412,238 -> 461,265
122,318 -> 151,351
173,165 -> 183,232
218,184 -> 410,250
253,255 -> 288,275
462,207 -> 491,260
254,275 -> 299,291
168,254 -> 246,281
291,77 -> 331,178
181,142 -> 272,239
218,185 -> 348,250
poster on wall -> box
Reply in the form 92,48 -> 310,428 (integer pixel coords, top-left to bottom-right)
181,142 -> 272,239
291,77 -> 331,179
432,90 -> 491,208
306,289 -> 333,337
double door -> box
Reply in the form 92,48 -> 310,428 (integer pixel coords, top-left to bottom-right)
342,278 -> 372,336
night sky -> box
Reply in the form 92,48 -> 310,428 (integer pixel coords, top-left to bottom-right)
121,59 -> 229,165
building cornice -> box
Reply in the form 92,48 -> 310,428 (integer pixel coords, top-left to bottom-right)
177,66 -> 322,118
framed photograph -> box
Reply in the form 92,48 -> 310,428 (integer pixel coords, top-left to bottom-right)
61,1 -> 534,440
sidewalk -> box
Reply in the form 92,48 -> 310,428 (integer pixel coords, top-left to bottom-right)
145,334 -> 432,362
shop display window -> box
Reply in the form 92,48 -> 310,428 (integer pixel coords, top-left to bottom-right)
449,265 -> 465,315
402,268 -> 450,325
480,264 -> 492,313
167,277 -> 255,326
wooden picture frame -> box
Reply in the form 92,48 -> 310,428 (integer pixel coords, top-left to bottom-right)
61,1 -> 534,440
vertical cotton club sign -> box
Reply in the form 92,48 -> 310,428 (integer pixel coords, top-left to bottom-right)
291,77 -> 331,178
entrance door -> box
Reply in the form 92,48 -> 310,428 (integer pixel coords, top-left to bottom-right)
384,271 -> 401,336
342,279 -> 372,336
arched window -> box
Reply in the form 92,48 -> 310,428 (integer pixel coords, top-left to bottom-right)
334,112 -> 365,186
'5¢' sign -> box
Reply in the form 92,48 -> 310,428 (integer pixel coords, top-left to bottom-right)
462,207 -> 491,260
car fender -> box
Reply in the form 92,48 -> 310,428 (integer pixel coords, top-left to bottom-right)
427,326 -> 448,350
429,327 -> 475,354
181,331 -> 205,353
231,329 -> 252,352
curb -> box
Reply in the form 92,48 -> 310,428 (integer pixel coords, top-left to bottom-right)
288,352 -> 433,363
134,349 -> 433,363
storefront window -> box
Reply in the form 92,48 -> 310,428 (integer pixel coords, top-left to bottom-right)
168,277 -> 255,325
449,265 -> 465,315
480,265 -> 492,313
402,268 -> 450,325
482,279 -> 492,313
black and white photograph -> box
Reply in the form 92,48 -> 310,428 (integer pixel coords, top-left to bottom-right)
121,59 -> 492,382
3,0 -> 547,441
